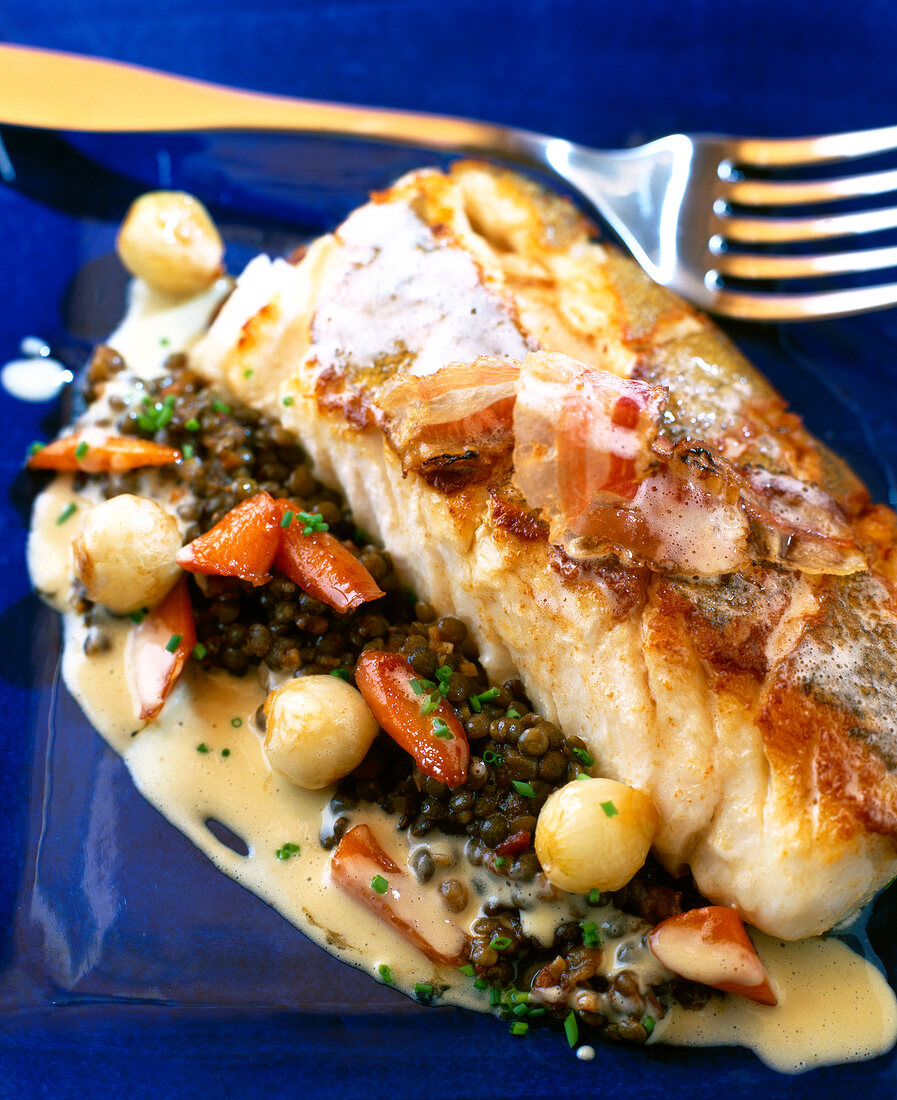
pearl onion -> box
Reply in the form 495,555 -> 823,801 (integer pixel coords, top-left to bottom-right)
263,675 -> 379,790
72,494 -> 182,614
116,191 -> 224,296
535,777 -> 658,894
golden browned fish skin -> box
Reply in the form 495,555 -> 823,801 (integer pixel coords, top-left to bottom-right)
189,161 -> 897,939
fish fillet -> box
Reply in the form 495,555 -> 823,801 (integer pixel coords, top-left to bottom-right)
190,162 -> 897,939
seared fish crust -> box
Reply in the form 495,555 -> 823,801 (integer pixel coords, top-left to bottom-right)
191,161 -> 897,939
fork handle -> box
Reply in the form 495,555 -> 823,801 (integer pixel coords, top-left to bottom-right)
0,44 -> 557,167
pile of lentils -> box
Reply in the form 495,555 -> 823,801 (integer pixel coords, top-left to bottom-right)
75,345 -> 708,1045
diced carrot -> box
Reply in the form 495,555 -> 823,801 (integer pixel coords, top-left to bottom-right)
176,491 -> 281,586
648,906 -> 778,1006
331,824 -> 468,967
274,499 -> 384,612
354,650 -> 468,787
27,434 -> 181,473
129,575 -> 197,721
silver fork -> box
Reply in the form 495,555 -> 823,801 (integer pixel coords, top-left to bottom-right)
1,45 -> 896,322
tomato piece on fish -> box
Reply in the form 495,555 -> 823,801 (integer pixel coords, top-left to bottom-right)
27,434 -> 181,473
176,491 -> 281,586
273,499 -> 384,612
648,905 -> 777,1006
128,575 -> 197,721
331,824 -> 468,966
354,650 -> 469,787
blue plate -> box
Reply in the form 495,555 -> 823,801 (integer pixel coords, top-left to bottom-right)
1,125 -> 897,1100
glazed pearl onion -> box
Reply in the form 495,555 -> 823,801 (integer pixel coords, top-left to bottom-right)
116,191 -> 224,296
263,675 -> 380,790
72,493 -> 182,614
534,777 -> 659,894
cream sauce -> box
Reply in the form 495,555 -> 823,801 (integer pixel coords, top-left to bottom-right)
24,278 -> 897,1075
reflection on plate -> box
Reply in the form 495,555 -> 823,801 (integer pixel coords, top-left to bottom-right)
1,127 -> 897,1097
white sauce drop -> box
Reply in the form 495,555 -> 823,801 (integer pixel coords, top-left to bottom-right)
2,354 -> 72,402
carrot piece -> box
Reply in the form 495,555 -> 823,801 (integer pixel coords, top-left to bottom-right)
648,906 -> 778,1006
129,575 -> 197,721
354,650 -> 468,787
273,499 -> 384,612
331,824 -> 468,966
27,434 -> 180,473
176,491 -> 281,586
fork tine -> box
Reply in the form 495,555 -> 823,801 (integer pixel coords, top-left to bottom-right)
706,281 -> 897,322
727,125 -> 897,168
716,205 -> 897,244
721,167 -> 897,207
711,245 -> 897,280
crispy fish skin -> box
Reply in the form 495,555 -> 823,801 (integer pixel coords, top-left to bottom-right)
190,162 -> 897,939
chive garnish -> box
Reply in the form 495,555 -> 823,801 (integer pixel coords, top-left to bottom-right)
458,964 -> 475,977
74,440 -> 89,461
414,982 -> 433,995
243,368 -> 254,379
192,642 -> 208,660
296,510 -> 328,535
185,417 -> 200,431
165,633 -> 182,653
221,749 -> 230,758
474,978 -> 488,991
490,988 -> 501,1006
182,443 -> 195,460
489,936 -> 512,951
280,510 -> 294,529
582,921 -> 602,948
431,717 -> 453,740
230,717 -> 242,728
572,746 -> 594,766
575,772 -> 591,780
378,963 -> 394,984
564,1010 -> 578,1048
600,800 -> 619,817
410,678 -> 435,695
196,743 -> 209,753
159,336 -> 170,347
588,888 -> 602,905
494,856 -> 507,868
27,440 -> 46,456
211,399 -> 231,414
644,1015 -> 656,1036
420,695 -> 439,717
468,694 -> 482,713
275,842 -> 300,861
476,687 -> 500,704
129,608 -> 148,624
56,502 -> 77,525
509,1021 -> 528,1036
506,707 -> 521,718
511,780 -> 536,798
434,665 -> 452,684
483,749 -> 503,766
330,668 -> 350,681
371,874 -> 388,894
282,395 -> 295,406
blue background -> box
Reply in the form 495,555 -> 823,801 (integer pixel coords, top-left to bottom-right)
2,2 -> 897,1097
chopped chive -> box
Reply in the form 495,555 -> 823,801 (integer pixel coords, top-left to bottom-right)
165,633 -> 183,653
231,717 -> 242,728
483,749 -> 503,766
221,748 -> 230,758
511,780 -> 536,798
282,395 -> 295,406
282,842 -> 300,852
600,800 -> 619,818
280,510 -> 294,529
243,368 -> 254,379
509,1021 -> 529,1037
297,510 -> 328,535
371,874 -> 388,894
564,1010 -> 578,1048
192,642 -> 208,660
468,694 -> 482,713
582,920 -> 602,948
211,399 -> 231,414
275,848 -> 289,861
588,888 -> 602,905
571,746 -> 594,766
27,440 -> 46,457
506,707 -> 521,718
129,607 -> 148,624
182,443 -> 196,460
378,963 -> 394,984
476,687 -> 500,704
196,743 -> 209,754
74,440 -> 89,461
512,1003 -> 529,1018
431,717 -> 453,740
458,964 -> 475,977
575,772 -> 591,780
474,978 -> 488,991
159,336 -> 170,347
56,502 -> 77,525
644,1015 -> 655,1036
494,856 -> 507,868
185,417 -> 200,431
489,936 -> 512,951
410,678 -> 435,694
414,982 -> 433,995
330,668 -> 350,681
490,987 -> 501,1006
419,695 -> 439,717
434,665 -> 452,684
354,528 -> 371,546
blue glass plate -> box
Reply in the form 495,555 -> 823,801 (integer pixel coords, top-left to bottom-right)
1,126 -> 896,1100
